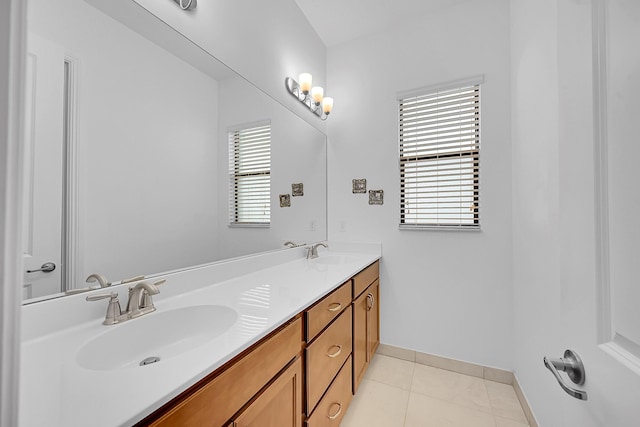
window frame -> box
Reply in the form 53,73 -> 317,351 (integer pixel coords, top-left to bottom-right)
397,76 -> 483,231
228,120 -> 271,228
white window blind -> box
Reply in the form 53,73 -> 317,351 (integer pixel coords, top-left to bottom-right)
229,123 -> 271,226
399,82 -> 480,228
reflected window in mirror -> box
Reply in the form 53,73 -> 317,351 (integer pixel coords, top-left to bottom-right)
228,122 -> 271,226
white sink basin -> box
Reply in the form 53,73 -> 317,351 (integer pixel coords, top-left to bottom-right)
312,255 -> 358,265
76,305 -> 237,371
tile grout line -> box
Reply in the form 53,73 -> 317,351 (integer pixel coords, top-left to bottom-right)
485,378 -> 531,426
482,378 -> 500,425
402,361 -> 416,427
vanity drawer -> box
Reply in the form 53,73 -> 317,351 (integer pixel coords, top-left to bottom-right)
352,260 -> 379,298
148,316 -> 302,427
305,356 -> 353,427
305,305 -> 352,414
306,281 -> 351,341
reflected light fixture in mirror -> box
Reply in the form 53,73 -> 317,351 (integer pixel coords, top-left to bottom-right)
172,0 -> 197,11
285,73 -> 334,120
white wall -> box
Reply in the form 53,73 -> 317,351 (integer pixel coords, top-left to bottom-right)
510,1 -> 565,421
131,0 -> 328,134
216,75 -> 327,259
28,0 -> 220,283
327,0 -> 513,369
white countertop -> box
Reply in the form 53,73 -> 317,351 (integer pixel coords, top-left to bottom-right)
19,243 -> 380,427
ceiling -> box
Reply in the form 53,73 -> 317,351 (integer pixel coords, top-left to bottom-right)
293,0 -> 470,47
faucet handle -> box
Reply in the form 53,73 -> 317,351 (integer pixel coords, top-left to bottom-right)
86,292 -> 123,325
86,291 -> 118,302
120,275 -> 145,285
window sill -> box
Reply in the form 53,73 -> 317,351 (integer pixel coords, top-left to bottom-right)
229,223 -> 270,229
398,224 -> 481,232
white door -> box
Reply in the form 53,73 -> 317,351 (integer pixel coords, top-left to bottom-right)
511,1 -> 640,425
21,33 -> 65,300
547,1 -> 640,425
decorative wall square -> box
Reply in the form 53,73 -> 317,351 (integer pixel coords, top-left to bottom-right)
352,179 -> 367,193
292,183 -> 304,197
369,189 -> 384,205
279,194 -> 291,207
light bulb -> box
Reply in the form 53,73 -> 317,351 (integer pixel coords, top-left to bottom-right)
298,73 -> 312,95
311,86 -> 324,106
321,97 -> 334,115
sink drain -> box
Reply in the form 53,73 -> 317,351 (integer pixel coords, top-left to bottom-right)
140,356 -> 161,366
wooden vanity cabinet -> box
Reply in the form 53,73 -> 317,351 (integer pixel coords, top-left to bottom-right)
304,281 -> 353,425
141,316 -> 302,427
352,261 -> 380,393
139,259 -> 380,427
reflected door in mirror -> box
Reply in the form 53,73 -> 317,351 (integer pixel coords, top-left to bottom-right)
22,34 -> 69,299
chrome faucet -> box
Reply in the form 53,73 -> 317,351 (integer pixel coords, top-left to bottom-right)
86,279 -> 165,325
306,242 -> 328,259
126,280 -> 164,319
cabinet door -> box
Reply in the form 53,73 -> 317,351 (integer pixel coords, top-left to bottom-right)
367,280 -> 380,359
148,318 -> 302,427
352,279 -> 380,394
352,290 -> 368,393
234,357 -> 302,427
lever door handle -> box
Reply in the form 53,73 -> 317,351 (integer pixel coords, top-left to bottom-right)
543,349 -> 588,401
26,262 -> 56,273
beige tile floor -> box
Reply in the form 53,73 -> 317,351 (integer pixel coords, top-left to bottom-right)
341,354 -> 529,427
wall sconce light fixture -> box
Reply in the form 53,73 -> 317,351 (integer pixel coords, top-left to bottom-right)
285,73 -> 334,120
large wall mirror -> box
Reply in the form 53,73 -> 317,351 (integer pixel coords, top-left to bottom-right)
22,0 -> 327,303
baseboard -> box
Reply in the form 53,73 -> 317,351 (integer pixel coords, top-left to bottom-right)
512,373 -> 540,427
376,343 -> 538,426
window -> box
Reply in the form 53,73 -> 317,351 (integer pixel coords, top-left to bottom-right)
399,78 -> 481,229
229,122 -> 271,226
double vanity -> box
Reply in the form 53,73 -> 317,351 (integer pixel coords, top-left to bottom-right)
20,243 -> 381,426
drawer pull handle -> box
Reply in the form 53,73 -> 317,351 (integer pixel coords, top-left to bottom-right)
327,402 -> 343,420
366,293 -> 374,310
327,302 -> 342,312
326,345 -> 342,358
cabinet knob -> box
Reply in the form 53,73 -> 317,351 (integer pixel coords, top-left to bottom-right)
326,345 -> 342,358
366,293 -> 374,310
327,402 -> 343,420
